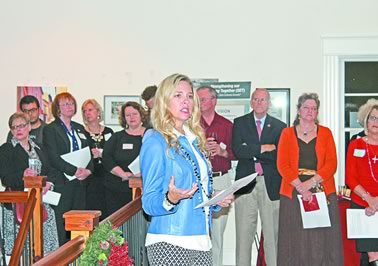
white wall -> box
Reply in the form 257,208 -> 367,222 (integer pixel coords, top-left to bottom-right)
1,0 -> 378,140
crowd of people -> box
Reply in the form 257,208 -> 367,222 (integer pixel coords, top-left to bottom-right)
0,73 -> 377,265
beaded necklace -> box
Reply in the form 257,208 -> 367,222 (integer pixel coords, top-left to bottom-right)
365,138 -> 378,183
178,143 -> 213,205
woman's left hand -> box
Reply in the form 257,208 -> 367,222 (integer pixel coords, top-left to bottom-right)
365,206 -> 377,216
215,192 -> 234,207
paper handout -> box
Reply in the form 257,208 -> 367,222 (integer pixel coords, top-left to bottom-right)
297,192 -> 331,229
60,147 -> 91,181
347,209 -> 378,238
43,190 -> 61,206
128,156 -> 140,175
195,173 -> 257,209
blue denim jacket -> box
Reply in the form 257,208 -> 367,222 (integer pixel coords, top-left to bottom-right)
140,130 -> 218,236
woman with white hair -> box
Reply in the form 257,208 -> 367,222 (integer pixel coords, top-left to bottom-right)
346,98 -> 378,265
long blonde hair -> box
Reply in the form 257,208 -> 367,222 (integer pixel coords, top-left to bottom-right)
151,73 -> 206,151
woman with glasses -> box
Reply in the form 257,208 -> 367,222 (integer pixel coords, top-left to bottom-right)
43,92 -> 93,245
0,112 -> 59,255
346,99 -> 378,265
82,99 -> 113,219
6,95 -> 45,144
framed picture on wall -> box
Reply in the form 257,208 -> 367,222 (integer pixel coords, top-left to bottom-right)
104,95 -> 141,125
267,88 -> 291,125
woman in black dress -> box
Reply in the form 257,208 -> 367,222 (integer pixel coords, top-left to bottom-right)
82,99 -> 113,219
102,101 -> 146,216
0,112 -> 59,254
43,92 -> 93,245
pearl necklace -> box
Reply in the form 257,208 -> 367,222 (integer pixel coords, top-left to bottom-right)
365,138 -> 378,183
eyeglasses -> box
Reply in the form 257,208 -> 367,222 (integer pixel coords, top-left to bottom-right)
11,123 -> 28,130
59,102 -> 75,107
22,108 -> 38,114
368,115 -> 378,123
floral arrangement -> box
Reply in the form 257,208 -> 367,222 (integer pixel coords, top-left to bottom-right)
80,221 -> 134,266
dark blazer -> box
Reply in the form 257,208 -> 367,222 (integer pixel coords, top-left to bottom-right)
0,142 -> 52,191
232,112 -> 286,200
43,119 -> 94,186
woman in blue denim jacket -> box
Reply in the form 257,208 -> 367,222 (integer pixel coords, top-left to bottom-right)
140,73 -> 232,266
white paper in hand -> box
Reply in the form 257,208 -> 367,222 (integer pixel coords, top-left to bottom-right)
128,156 -> 140,175
195,173 -> 257,208
60,147 -> 91,181
43,191 -> 61,206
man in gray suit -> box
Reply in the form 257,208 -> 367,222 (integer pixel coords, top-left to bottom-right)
232,88 -> 286,266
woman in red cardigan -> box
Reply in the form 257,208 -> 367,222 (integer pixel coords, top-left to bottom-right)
276,93 -> 343,266
346,99 -> 378,265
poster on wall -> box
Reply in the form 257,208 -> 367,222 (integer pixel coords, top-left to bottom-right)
17,86 -> 68,124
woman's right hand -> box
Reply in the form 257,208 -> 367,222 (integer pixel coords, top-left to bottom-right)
24,168 -> 37,177
91,148 -> 103,159
366,195 -> 378,213
166,176 -> 198,204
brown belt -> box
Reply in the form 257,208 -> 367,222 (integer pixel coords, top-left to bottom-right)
298,168 -> 316,176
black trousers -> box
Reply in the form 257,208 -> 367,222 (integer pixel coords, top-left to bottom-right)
53,180 -> 86,246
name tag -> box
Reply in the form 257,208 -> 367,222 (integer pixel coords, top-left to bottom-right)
353,149 -> 366,157
78,133 -> 87,139
123,143 -> 133,150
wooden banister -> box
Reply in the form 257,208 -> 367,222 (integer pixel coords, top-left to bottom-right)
33,196 -> 144,265
63,210 -> 101,241
0,191 -> 28,203
9,189 -> 37,266
33,236 -> 86,266
102,196 -> 142,228
24,176 -> 46,259
129,176 -> 142,200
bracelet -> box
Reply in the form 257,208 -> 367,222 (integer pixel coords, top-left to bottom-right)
361,191 -> 370,201
311,177 -> 317,189
165,191 -> 179,206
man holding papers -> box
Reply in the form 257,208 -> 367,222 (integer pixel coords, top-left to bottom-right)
346,99 -> 378,265
277,93 -> 343,266
44,93 -> 93,245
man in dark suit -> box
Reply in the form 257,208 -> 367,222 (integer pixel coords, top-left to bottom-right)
232,88 -> 286,266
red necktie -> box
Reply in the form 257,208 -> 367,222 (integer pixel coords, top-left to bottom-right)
255,120 -> 263,175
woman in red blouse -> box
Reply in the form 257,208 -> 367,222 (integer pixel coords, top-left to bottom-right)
346,99 -> 378,265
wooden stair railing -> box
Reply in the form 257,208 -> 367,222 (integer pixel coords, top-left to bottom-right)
33,196 -> 143,265
0,176 -> 45,264
9,188 -> 37,266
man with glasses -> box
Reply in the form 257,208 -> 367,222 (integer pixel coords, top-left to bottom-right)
7,95 -> 45,144
232,88 -> 286,266
197,86 -> 235,266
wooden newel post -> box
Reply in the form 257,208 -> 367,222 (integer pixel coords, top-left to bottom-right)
63,210 -> 102,243
23,175 -> 46,260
